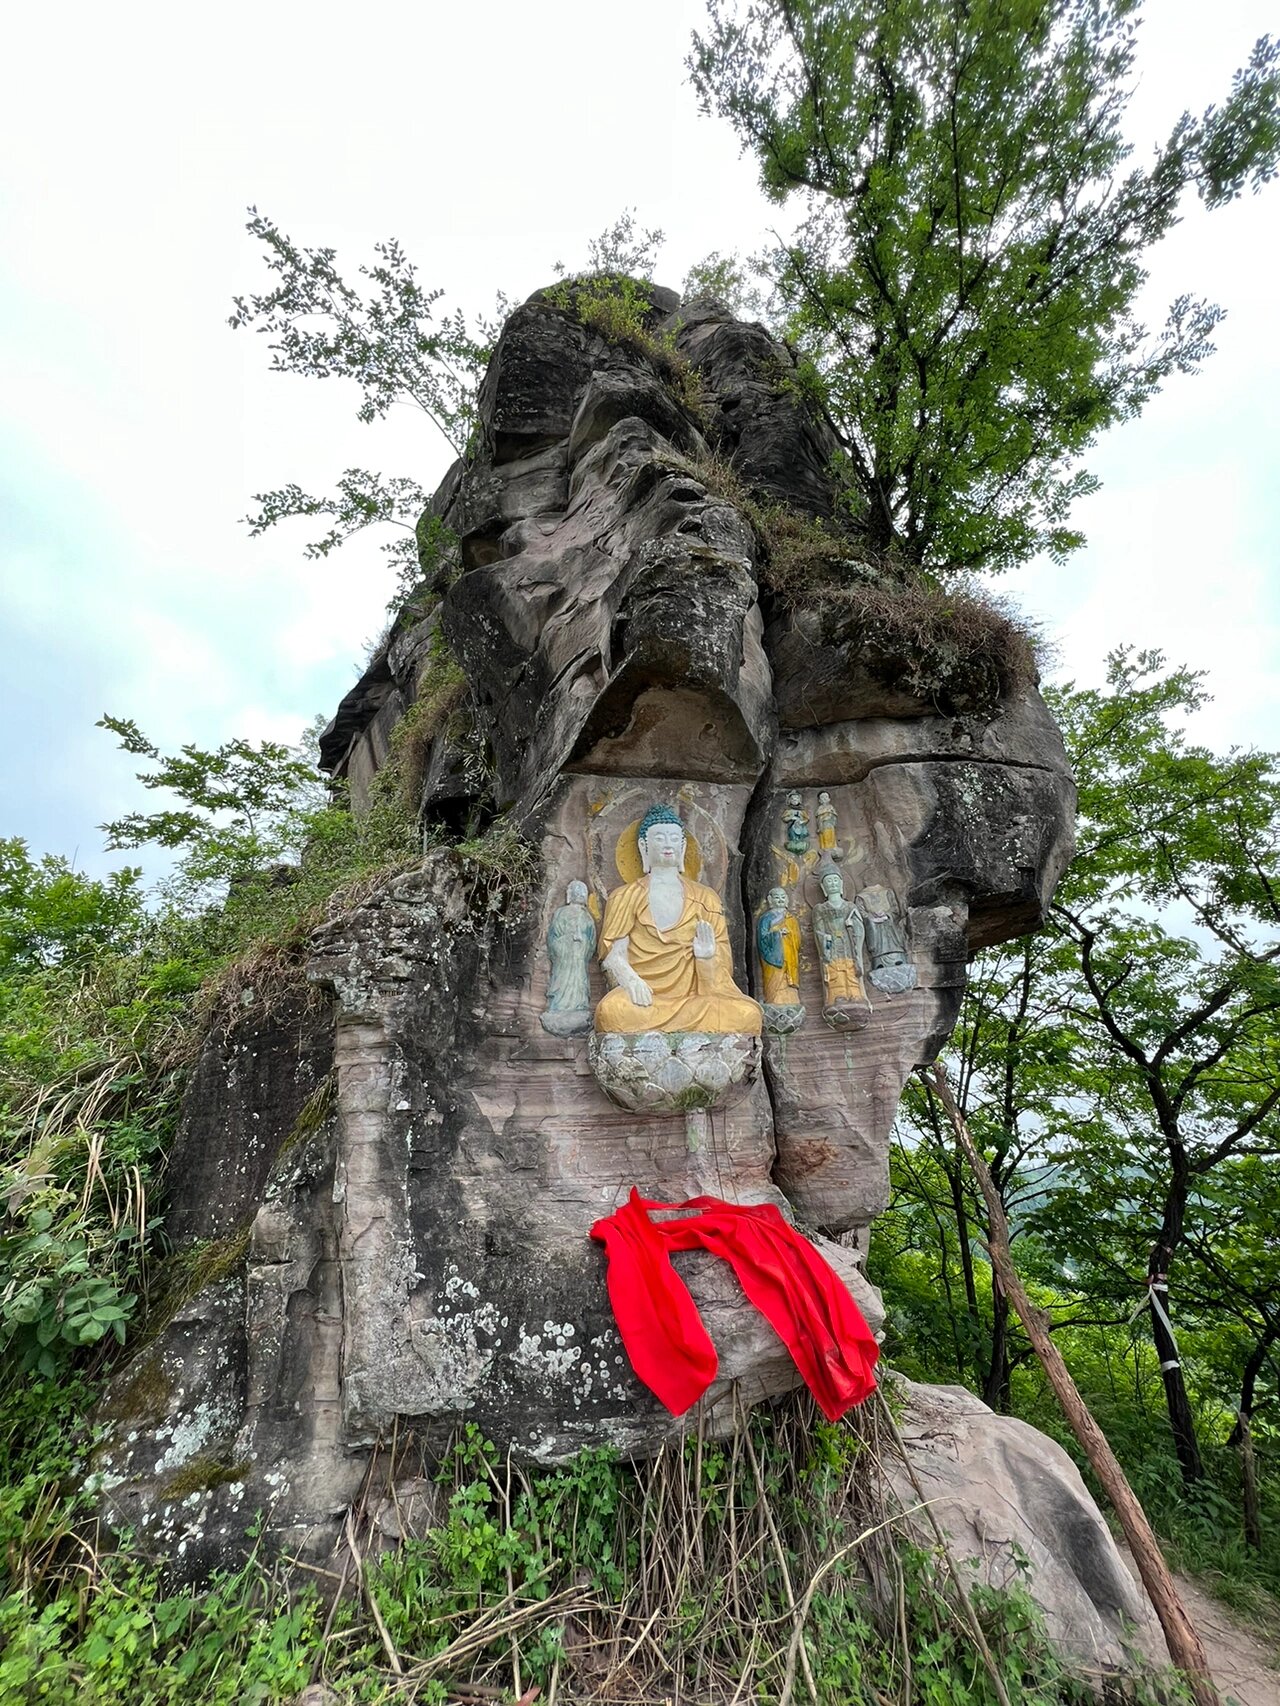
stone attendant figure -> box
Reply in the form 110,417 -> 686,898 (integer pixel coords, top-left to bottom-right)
856,884 -> 917,994
540,880 -> 597,1036
782,791 -> 810,857
812,868 -> 871,1028
757,887 -> 802,1007
816,791 -> 841,857
595,805 -> 762,1036
757,886 -> 805,1035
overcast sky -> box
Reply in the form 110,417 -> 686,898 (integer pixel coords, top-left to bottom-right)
2,0 -> 1276,879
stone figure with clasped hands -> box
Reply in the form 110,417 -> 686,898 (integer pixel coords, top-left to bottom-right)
812,867 -> 871,1029
594,805 -> 762,1037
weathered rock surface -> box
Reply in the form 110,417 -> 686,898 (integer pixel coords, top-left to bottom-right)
889,1379 -> 1158,1673
98,280 -> 1078,1586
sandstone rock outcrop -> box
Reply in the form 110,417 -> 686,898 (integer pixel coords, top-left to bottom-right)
97,283 -> 1077,1587
887,1379 -> 1158,1673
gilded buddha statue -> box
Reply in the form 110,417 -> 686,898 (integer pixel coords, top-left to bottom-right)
594,805 -> 762,1037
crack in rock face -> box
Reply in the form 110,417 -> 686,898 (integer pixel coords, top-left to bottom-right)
92,284 -> 1147,1669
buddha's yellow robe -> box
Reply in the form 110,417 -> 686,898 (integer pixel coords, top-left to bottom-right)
595,876 -> 763,1036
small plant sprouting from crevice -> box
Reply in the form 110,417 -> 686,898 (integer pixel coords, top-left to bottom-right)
455,817 -> 542,924
372,629 -> 469,823
391,512 -> 460,623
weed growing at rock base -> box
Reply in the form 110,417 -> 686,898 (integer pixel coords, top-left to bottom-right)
0,1392 -> 1191,1705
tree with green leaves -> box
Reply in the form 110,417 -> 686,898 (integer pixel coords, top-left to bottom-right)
690,0 -> 1280,572
883,651 -> 1280,1507
1048,652 -> 1280,1484
229,210 -> 668,601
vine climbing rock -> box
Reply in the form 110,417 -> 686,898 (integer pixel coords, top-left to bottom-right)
94,283 -> 1094,1652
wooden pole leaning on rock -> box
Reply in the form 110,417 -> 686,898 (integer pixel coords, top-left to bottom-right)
923,1063 -> 1220,1706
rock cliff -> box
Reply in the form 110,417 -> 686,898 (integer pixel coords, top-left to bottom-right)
94,282 -> 1124,1656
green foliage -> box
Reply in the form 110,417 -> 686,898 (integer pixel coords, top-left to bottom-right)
230,209 -> 489,455
683,249 -> 770,318
553,208 -> 666,280
98,715 -> 320,870
98,716 -> 419,958
0,887 -> 179,1397
247,468 -> 431,584
229,208 -> 493,586
0,1401 -> 1187,1704
874,648 -> 1280,1601
691,1 -> 1280,572
0,842 -> 144,977
454,816 -> 543,921
0,1548 -> 322,1706
0,720 -> 421,1409
401,511 -> 460,614
230,208 -> 669,587
369,624 -> 469,818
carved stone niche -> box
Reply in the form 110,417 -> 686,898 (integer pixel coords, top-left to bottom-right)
743,697 -> 1076,1239
308,769 -> 875,1464
542,778 -> 764,1123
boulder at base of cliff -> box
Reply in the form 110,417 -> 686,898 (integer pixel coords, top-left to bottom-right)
888,1378 -> 1159,1675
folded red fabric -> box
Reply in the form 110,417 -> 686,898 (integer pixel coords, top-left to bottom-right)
590,1189 -> 879,1421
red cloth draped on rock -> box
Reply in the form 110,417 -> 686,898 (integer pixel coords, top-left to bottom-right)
590,1189 -> 879,1421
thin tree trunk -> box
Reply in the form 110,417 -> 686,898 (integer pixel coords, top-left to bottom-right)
1230,1316 -> 1279,1552
1147,1176 -> 1204,1484
1229,1315 -> 1279,1448
927,1064 -> 1220,1706
1238,1414 -> 1262,1553
945,1146 -> 983,1376
982,1276 -> 1012,1412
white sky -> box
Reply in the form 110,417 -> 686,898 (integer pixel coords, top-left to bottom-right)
1,0 -> 1276,877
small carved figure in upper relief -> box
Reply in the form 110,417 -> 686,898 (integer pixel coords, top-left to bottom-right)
816,791 -> 841,858
856,884 -> 917,994
540,880 -> 597,1036
756,886 -> 805,1035
812,868 -> 871,1030
782,791 -> 811,857
594,805 -> 762,1037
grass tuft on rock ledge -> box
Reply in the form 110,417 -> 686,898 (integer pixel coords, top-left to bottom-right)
542,273 -> 703,413
687,449 -> 1042,712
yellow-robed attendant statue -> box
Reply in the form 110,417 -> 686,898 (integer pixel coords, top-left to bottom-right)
595,805 -> 763,1037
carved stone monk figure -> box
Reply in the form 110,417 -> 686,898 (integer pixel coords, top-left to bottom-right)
757,887 -> 802,1007
595,805 -> 762,1037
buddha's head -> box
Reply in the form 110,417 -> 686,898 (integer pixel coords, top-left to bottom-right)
820,869 -> 846,904
638,804 -> 686,874
818,790 -> 832,806
566,880 -> 588,906
766,886 -> 788,912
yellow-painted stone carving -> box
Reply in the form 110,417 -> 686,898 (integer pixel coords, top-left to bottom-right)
595,805 -> 762,1037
